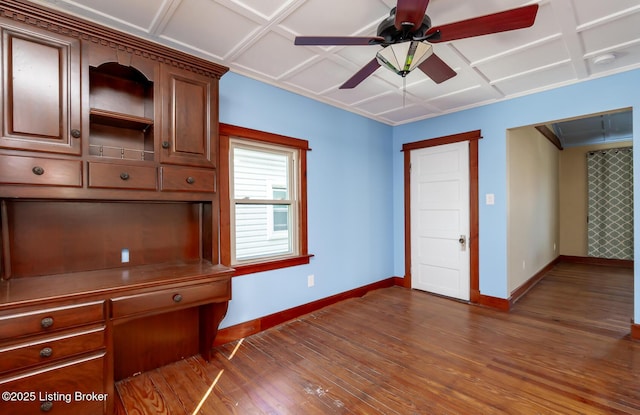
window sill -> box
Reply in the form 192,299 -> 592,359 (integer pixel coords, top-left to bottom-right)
232,254 -> 314,276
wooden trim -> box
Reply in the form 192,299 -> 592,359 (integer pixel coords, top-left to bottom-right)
214,277 -> 402,345
402,130 -> 481,301
478,294 -> 510,311
509,256 -> 560,306
559,255 -> 634,268
631,321 -> 640,341
401,130 -> 481,152
232,254 -> 314,276
535,125 -> 563,150
220,124 -> 310,151
469,139 -> 480,303
219,135 -> 231,267
403,149 -> 412,289
218,125 -> 310,274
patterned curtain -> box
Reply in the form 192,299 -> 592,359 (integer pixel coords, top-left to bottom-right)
587,147 -> 634,259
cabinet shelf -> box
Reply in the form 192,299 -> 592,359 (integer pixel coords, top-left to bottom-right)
90,108 -> 154,132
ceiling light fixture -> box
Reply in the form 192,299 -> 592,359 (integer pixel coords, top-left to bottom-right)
593,53 -> 616,65
376,41 -> 433,77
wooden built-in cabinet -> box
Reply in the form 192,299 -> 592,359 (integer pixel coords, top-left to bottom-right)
0,21 -> 81,155
0,1 -> 231,414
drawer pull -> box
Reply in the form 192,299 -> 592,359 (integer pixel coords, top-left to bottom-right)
162,141 -> 170,149
40,317 -> 54,328
186,176 -> 195,185
120,172 -> 130,180
32,166 -> 45,176
40,347 -> 53,358
173,294 -> 183,303
71,129 -> 81,138
40,401 -> 53,412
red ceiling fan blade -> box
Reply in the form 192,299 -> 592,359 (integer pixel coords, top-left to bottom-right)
418,53 -> 456,84
426,4 -> 539,43
394,0 -> 430,30
295,36 -> 384,46
339,58 -> 381,89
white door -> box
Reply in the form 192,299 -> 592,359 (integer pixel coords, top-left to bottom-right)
411,141 -> 470,300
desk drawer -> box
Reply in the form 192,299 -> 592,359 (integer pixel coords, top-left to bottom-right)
0,326 -> 105,374
0,154 -> 82,187
0,301 -> 105,341
111,280 -> 229,319
88,161 -> 157,190
0,352 -> 106,415
160,166 -> 215,193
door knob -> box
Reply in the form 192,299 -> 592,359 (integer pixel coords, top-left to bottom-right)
459,235 -> 466,244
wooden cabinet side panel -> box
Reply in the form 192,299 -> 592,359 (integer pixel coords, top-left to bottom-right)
0,24 -> 81,155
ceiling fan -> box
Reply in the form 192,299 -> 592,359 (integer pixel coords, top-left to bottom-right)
294,1 -> 539,89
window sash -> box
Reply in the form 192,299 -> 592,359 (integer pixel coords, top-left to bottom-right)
230,139 -> 299,265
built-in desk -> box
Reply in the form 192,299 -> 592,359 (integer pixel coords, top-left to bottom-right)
0,261 -> 233,415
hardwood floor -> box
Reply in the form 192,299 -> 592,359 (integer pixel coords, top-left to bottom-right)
115,262 -> 640,414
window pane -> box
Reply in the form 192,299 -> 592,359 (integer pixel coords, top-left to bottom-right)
233,147 -> 289,200
235,204 -> 291,261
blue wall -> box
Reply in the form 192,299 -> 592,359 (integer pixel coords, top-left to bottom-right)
220,68 -> 640,328
219,73 -> 394,327
393,69 -> 640,322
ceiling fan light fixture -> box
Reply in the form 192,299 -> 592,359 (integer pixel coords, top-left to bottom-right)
376,41 -> 433,77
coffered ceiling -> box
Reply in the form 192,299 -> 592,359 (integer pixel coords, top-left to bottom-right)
28,0 -> 640,126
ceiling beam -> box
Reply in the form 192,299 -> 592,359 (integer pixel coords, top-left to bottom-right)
535,125 -> 563,150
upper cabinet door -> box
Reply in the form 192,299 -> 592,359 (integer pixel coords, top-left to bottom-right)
0,24 -> 81,155
159,64 -> 217,168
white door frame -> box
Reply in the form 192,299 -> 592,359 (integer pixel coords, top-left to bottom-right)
402,130 -> 481,303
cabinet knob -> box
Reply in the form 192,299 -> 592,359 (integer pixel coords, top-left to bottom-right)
120,172 -> 130,180
40,401 -> 53,412
162,141 -> 170,149
186,177 -> 195,185
71,129 -> 81,138
40,317 -> 54,328
173,294 -> 182,303
40,347 -> 53,358
32,166 -> 45,176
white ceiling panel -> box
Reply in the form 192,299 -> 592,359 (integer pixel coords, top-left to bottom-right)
280,0 -> 388,36
572,0 -> 640,26
284,59 -> 357,93
57,0 -> 161,31
493,62 -> 577,95
27,0 -> 640,125
160,0 -> 262,60
226,0 -> 294,20
233,31 -> 315,79
579,12 -> 640,54
475,39 -> 569,81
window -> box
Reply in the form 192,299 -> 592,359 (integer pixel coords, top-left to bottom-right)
220,124 -> 311,275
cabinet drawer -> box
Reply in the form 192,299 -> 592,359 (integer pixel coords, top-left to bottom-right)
111,280 -> 230,319
0,154 -> 81,187
160,166 -> 215,193
0,325 -> 105,374
88,161 -> 157,190
0,301 -> 105,340
0,352 -> 106,415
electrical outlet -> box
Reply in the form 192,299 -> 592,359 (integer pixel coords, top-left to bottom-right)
307,274 -> 314,287
121,248 -> 130,263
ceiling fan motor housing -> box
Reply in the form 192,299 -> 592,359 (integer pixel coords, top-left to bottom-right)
377,8 -> 431,45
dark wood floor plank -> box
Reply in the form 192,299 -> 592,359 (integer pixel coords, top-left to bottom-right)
116,261 -> 640,414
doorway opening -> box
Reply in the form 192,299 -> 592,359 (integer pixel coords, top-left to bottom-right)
507,107 -> 633,334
